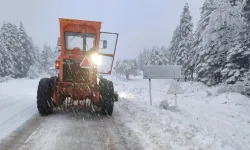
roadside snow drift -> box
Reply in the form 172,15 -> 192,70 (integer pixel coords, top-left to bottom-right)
109,75 -> 250,150
0,78 -> 39,141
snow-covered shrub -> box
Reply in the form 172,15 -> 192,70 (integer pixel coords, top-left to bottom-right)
206,90 -> 212,97
217,81 -> 250,96
114,59 -> 139,79
47,67 -> 58,77
160,100 -> 169,110
0,76 -> 13,83
27,65 -> 40,79
27,61 -> 44,79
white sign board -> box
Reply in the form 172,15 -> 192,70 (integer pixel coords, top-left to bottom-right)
143,65 -> 182,79
167,81 -> 184,94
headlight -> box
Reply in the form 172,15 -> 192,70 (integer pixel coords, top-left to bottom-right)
91,53 -> 101,65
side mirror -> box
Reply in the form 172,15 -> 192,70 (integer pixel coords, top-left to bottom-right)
57,37 -> 61,46
103,40 -> 107,49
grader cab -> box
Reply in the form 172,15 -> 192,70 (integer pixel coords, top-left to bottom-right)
36,18 -> 118,116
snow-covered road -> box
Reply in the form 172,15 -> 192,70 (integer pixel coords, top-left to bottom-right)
1,108 -> 130,150
0,79 -> 38,141
0,78 -> 134,150
0,76 -> 250,150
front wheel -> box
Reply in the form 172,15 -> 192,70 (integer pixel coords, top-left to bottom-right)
37,78 -> 53,115
99,78 -> 115,116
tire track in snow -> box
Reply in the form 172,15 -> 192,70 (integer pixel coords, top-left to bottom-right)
0,114 -> 50,150
0,108 -> 130,150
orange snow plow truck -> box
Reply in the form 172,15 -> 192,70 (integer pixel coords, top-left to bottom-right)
36,18 -> 119,116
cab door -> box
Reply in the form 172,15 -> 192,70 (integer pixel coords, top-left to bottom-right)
97,32 -> 119,74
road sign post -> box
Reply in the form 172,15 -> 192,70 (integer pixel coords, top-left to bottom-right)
143,65 -> 183,106
174,94 -> 177,109
167,79 -> 184,110
149,79 -> 152,105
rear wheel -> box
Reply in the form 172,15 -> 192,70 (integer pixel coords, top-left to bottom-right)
37,78 -> 53,115
99,78 -> 115,116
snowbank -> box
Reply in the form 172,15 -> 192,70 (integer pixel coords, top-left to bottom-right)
0,78 -> 40,141
109,75 -> 250,150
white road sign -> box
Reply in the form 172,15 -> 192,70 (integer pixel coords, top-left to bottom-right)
143,65 -> 182,79
143,65 -> 183,106
167,81 -> 184,94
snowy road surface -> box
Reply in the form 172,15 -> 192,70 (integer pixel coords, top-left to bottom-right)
0,76 -> 250,150
0,109 -> 129,150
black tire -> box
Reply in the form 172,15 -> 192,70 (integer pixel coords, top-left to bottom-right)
37,78 -> 53,115
50,76 -> 58,93
114,92 -> 118,102
50,76 -> 58,107
99,78 -> 115,116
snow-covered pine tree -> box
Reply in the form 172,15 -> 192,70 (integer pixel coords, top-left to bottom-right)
0,40 -> 7,76
52,46 -> 60,61
161,45 -> 169,65
243,0 -> 250,21
0,22 -> 21,77
176,3 -> 193,65
27,46 -> 43,79
223,0 -> 250,83
41,44 -> 53,73
194,0 -> 244,85
168,25 -> 181,65
18,21 -> 36,77
138,51 -> 143,70
183,33 -> 196,80
143,49 -> 151,67
174,3 -> 194,80
191,0 -> 217,81
33,45 -> 40,61
138,48 -> 151,70
149,45 -> 159,65
149,45 -> 168,66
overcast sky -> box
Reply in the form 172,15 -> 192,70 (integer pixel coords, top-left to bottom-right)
0,0 -> 204,61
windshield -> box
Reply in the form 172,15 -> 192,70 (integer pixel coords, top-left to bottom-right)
65,32 -> 96,51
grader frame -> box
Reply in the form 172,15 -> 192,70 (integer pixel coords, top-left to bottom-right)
36,18 -> 118,115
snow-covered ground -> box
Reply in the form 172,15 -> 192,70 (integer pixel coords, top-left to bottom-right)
0,75 -> 250,150
0,78 -> 39,141
109,75 -> 250,150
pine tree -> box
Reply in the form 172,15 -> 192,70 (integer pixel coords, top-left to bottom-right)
138,48 -> 151,70
18,21 -> 36,77
0,40 -> 6,76
183,33 -> 195,80
0,22 -> 19,77
175,3 -> 193,64
168,3 -> 194,68
193,0 -> 221,85
149,45 -> 168,66
138,51 -> 144,70
194,0 -> 244,85
0,21 -> 49,78
243,0 -> 250,21
173,3 -> 194,80
161,45 -> 169,65
191,0 -> 217,69
168,25 -> 181,65
41,44 -> 53,72
222,0 -> 250,83
28,45 -> 43,78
